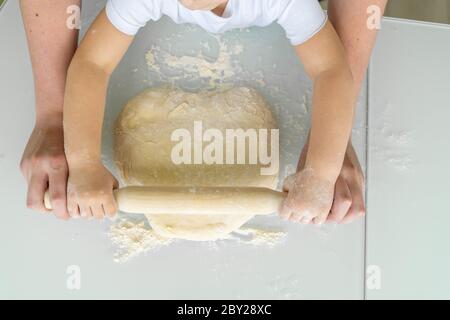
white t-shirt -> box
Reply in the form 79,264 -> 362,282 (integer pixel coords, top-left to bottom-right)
106,0 -> 327,46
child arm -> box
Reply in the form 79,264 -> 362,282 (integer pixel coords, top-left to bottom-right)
280,21 -> 356,224
296,21 -> 355,180
64,9 -> 133,163
64,10 -> 134,219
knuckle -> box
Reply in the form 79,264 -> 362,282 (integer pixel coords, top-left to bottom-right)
26,199 -> 42,211
31,153 -> 44,165
80,191 -> 93,199
341,197 -> 352,208
354,206 -> 366,217
48,154 -> 67,170
351,167 -> 365,182
52,201 -> 67,214
26,200 -> 36,210
51,193 -> 66,203
67,195 -> 78,205
19,159 -> 29,173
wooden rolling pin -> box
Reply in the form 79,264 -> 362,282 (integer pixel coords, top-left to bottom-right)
44,186 -> 286,215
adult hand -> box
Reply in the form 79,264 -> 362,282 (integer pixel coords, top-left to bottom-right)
327,143 -> 365,224
20,0 -> 82,220
20,122 -> 70,220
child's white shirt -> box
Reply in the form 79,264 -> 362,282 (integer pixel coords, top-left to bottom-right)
106,0 -> 327,46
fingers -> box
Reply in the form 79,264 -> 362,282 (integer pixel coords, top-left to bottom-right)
91,204 -> 105,220
279,201 -> 293,220
68,201 -> 81,219
66,165 -> 119,221
312,213 -> 328,225
78,203 -> 93,219
67,194 -> 117,220
279,175 -> 297,220
279,171 -> 333,225
288,203 -> 311,223
26,173 -> 49,213
341,178 -> 366,224
281,201 -> 327,225
92,192 -> 118,219
67,187 -> 80,219
80,200 -> 117,220
280,198 -> 322,225
48,168 -> 70,220
103,200 -> 118,218
326,174 -> 366,224
301,216 -> 313,224
328,176 -> 352,223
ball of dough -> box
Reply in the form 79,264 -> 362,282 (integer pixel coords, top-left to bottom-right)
114,86 -> 278,241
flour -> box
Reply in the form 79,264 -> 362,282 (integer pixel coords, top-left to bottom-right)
226,227 -> 287,247
372,102 -> 413,172
146,36 -> 243,87
108,219 -> 286,263
108,219 -> 173,263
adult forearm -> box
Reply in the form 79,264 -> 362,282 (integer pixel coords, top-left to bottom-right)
327,0 -> 388,94
20,0 -> 81,125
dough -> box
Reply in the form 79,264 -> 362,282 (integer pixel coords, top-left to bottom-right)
114,86 -> 278,241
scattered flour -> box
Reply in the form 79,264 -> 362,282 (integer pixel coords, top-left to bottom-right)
108,219 -> 173,263
228,227 -> 287,247
108,219 -> 287,263
372,102 -> 413,172
145,36 -> 245,87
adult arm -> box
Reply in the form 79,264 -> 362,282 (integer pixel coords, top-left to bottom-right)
328,0 -> 387,92
19,0 -> 81,219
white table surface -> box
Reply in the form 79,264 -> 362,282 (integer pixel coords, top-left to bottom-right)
366,19 -> 450,299
2,0 -> 447,300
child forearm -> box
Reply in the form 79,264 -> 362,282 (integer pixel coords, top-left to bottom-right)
62,10 -> 133,169
306,67 -> 355,181
63,57 -> 110,167
293,21 -> 357,182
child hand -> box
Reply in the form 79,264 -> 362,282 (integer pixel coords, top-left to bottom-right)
67,162 -> 118,220
279,169 -> 335,225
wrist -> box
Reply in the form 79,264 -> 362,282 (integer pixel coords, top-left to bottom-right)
66,152 -> 102,170
35,110 -> 63,129
303,160 -> 340,183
